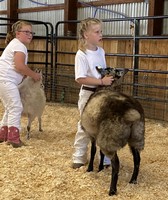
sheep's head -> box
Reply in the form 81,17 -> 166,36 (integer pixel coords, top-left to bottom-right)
96,66 -> 128,79
34,68 -> 45,89
96,66 -> 129,90
20,68 -> 45,89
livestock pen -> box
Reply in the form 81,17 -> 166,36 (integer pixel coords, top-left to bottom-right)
0,15 -> 168,200
54,16 -> 168,122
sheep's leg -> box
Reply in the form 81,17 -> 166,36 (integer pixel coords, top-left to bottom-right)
38,117 -> 43,132
98,150 -> 104,172
109,152 -> 119,196
129,146 -> 140,184
27,116 -> 31,140
87,140 -> 96,172
26,114 -> 35,140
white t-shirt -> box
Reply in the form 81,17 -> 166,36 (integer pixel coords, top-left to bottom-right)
75,46 -> 106,88
0,38 -> 28,85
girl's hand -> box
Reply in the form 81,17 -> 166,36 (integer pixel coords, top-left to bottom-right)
102,76 -> 114,85
33,72 -> 41,82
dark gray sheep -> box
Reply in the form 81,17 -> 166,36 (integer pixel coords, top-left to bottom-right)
81,67 -> 145,196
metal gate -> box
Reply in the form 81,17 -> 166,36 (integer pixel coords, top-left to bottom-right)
53,16 -> 168,121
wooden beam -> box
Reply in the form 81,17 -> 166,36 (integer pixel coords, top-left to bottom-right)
0,10 -> 7,15
148,0 -> 164,36
7,0 -> 18,19
6,0 -> 18,32
64,0 -> 78,36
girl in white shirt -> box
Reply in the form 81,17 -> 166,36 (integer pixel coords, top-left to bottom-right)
0,20 -> 41,148
72,18 -> 114,168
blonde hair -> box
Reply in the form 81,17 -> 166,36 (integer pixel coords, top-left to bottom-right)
78,17 -> 102,52
5,20 -> 32,45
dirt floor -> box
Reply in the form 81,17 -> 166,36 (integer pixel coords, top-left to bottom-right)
0,102 -> 168,200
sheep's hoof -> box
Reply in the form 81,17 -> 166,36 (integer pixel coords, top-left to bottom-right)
109,189 -> 117,196
129,179 -> 137,184
87,167 -> 93,172
26,133 -> 30,140
98,165 -> 104,172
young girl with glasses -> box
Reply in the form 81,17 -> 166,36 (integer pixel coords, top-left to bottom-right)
0,20 -> 41,148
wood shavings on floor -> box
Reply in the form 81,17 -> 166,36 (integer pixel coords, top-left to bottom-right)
0,102 -> 168,200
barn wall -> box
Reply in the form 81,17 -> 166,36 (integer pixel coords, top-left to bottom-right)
163,0 -> 168,34
0,29 -> 168,121
17,0 -> 65,36
0,1 -> 168,35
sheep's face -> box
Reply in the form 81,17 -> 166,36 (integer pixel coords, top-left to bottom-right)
34,68 -> 45,89
96,66 -> 129,91
96,66 -> 129,79
20,68 -> 44,88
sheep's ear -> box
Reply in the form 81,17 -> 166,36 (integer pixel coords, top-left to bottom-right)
112,68 -> 128,89
34,68 -> 42,73
115,68 -> 129,79
96,66 -> 116,77
95,66 -> 105,77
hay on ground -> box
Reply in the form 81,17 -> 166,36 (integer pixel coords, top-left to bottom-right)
0,102 -> 168,200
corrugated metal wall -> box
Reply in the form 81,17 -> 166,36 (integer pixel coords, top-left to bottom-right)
18,0 -> 64,36
0,0 -> 7,33
163,0 -> 168,34
0,0 -> 6,10
19,11 -> 64,36
1,1 -> 168,35
19,0 -> 64,8
77,2 -> 149,35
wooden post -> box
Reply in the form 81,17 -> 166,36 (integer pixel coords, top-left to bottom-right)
7,0 -> 18,19
7,0 -> 18,31
148,0 -> 164,36
64,0 -> 78,36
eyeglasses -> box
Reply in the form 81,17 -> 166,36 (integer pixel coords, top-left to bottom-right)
18,30 -> 35,36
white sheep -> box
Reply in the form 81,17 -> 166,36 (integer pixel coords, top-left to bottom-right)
18,70 -> 46,139
81,67 -> 145,196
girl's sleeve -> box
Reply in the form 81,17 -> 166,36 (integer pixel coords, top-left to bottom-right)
75,52 -> 89,80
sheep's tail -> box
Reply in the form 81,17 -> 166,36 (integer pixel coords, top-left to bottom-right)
124,109 -> 141,122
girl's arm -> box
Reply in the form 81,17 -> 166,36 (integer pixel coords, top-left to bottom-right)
76,76 -> 114,86
14,51 -> 41,81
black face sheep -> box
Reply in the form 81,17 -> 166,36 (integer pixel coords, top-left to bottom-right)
96,66 -> 128,79
18,70 -> 46,139
81,67 -> 145,196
